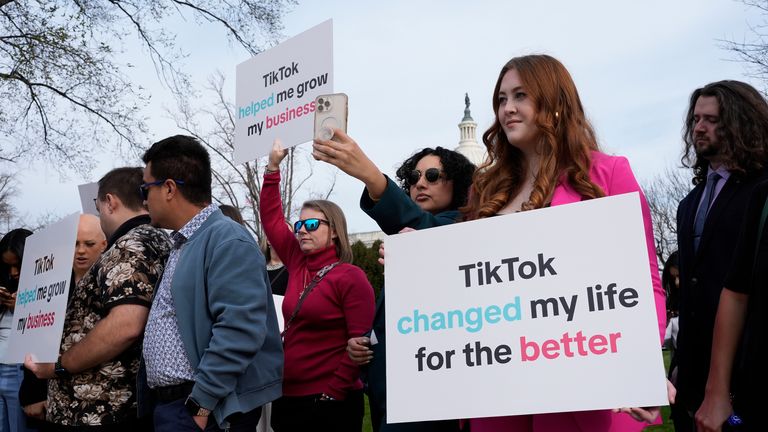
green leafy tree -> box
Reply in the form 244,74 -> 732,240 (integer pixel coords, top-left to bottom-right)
352,239 -> 383,298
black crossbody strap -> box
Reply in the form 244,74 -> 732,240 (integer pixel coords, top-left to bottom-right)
281,262 -> 339,338
269,266 -> 287,286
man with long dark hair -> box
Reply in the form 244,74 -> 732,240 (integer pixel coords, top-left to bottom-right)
673,80 -> 768,431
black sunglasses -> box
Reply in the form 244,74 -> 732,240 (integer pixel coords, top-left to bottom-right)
408,168 -> 443,185
293,218 -> 329,233
139,179 -> 186,200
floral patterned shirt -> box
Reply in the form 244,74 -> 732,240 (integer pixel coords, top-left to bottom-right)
47,218 -> 171,426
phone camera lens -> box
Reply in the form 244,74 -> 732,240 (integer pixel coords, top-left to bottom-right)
318,98 -> 324,104
318,105 -> 324,112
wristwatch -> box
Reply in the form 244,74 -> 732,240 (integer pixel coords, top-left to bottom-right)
54,358 -> 70,378
185,396 -> 211,417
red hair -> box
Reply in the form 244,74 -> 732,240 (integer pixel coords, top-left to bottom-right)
462,54 -> 605,219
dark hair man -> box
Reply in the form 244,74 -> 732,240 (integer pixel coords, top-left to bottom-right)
695,178 -> 768,431
139,135 -> 282,432
25,167 -> 172,431
673,80 -> 768,431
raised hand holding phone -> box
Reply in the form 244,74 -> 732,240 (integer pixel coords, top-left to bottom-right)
313,93 -> 348,141
311,94 -> 392,202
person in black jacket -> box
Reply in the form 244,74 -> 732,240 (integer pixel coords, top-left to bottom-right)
0,229 -> 33,432
673,80 -> 768,431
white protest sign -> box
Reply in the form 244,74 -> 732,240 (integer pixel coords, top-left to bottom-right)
4,212 -> 79,363
78,182 -> 99,216
234,19 -> 333,164
273,294 -> 284,333
385,193 -> 667,423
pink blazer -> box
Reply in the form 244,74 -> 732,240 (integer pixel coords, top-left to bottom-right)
470,151 -> 666,432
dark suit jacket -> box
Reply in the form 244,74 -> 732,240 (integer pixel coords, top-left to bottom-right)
674,169 -> 768,411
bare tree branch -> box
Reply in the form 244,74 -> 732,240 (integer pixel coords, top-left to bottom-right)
0,0 -> 294,173
641,166 -> 693,263
167,71 -> 336,240
722,0 -> 768,93
0,170 -> 16,231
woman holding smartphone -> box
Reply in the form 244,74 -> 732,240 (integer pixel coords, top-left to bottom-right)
312,133 -> 475,432
260,141 -> 375,432
0,229 -> 33,432
459,54 -> 666,431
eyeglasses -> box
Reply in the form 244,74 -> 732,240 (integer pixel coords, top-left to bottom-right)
139,179 -> 185,200
293,218 -> 329,233
408,168 -> 443,185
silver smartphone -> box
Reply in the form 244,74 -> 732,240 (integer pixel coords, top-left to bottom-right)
314,93 -> 348,140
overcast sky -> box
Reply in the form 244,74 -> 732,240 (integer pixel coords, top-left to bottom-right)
10,0 -> 763,233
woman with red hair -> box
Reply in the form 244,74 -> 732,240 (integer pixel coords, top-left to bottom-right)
463,54 -> 667,431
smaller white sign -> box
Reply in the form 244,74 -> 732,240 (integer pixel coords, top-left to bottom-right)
234,19 -> 334,164
273,294 -> 284,333
78,182 -> 99,216
4,213 -> 79,363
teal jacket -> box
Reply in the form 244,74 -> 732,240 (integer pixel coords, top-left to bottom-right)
169,209 -> 283,426
360,176 -> 460,234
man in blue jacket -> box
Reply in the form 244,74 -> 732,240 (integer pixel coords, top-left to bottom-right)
140,135 -> 283,432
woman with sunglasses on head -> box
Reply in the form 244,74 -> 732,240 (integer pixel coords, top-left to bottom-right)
260,140 -> 374,432
313,129 -> 475,432
0,228 -> 33,432
458,54 -> 667,431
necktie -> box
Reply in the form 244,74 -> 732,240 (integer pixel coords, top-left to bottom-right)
693,172 -> 722,252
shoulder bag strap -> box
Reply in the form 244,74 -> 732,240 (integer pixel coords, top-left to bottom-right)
269,266 -> 287,286
281,262 -> 339,339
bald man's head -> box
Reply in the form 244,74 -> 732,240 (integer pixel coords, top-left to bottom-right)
74,214 -> 107,279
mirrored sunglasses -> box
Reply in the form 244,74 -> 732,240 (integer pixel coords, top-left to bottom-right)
293,218 -> 329,233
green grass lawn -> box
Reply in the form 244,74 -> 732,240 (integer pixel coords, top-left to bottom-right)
363,396 -> 372,432
361,350 -> 675,432
643,349 -> 674,431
